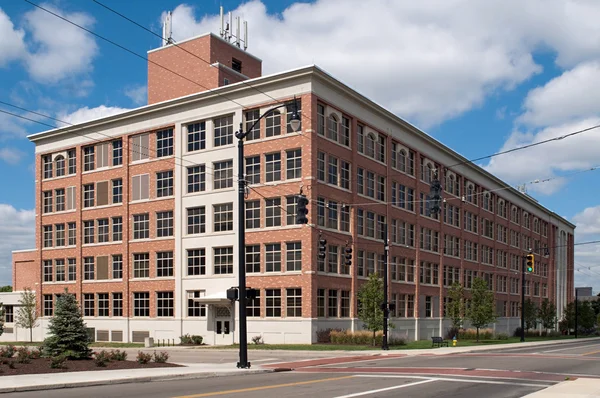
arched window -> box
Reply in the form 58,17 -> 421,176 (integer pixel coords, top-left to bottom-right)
511,206 -> 518,223
466,184 -> 474,203
55,155 -> 65,177
497,199 -> 505,218
533,218 -> 539,233
483,192 -> 491,211
327,114 -> 338,142
523,213 -> 530,229
366,133 -> 376,158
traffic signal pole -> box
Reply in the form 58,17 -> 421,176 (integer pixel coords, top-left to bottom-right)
520,255 -> 525,342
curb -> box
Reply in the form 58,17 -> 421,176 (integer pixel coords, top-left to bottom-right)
0,369 -> 273,394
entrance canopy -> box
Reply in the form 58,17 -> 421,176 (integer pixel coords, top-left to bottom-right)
190,291 -> 230,305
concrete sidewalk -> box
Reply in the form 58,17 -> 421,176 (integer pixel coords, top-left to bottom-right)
523,378 -> 600,397
0,362 -> 272,394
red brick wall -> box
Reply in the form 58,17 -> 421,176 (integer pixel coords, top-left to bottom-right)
147,34 -> 261,104
13,250 -> 38,291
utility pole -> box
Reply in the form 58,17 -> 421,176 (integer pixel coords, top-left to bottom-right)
520,254 -> 526,342
382,225 -> 389,350
575,288 -> 579,339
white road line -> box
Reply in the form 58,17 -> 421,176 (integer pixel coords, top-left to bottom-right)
542,343 -> 600,353
249,358 -> 278,363
354,374 -> 553,388
332,379 -> 437,398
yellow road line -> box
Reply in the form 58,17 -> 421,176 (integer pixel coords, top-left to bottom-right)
172,375 -> 355,398
582,349 -> 600,356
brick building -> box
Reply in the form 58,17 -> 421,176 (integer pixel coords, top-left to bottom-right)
7,32 -> 574,344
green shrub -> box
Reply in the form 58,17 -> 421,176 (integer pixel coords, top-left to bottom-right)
180,334 -> 203,345
388,334 -> 407,346
16,347 -> 32,364
251,335 -> 264,345
330,330 -> 385,346
496,333 -> 509,340
316,328 -> 343,343
109,349 -> 127,361
0,345 -> 16,358
7,361 -> 15,369
94,350 -> 111,367
136,351 -> 152,364
458,328 -> 494,340
152,351 -> 169,363
49,354 -> 67,369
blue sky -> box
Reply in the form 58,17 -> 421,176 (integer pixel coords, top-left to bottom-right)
1,0 -> 600,290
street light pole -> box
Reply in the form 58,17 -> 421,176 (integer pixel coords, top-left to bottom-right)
382,226 -> 389,351
575,288 -> 579,339
234,98 -> 301,369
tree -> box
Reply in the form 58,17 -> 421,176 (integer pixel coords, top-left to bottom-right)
578,301 -> 596,331
0,304 -> 5,337
466,277 -> 497,342
560,302 -> 576,334
446,282 -> 465,331
0,286 -> 12,292
523,298 -> 538,331
16,288 -> 38,342
538,298 -> 557,331
44,290 -> 92,359
357,273 -> 384,346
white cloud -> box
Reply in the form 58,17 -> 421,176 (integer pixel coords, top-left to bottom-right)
124,85 -> 147,106
570,207 -> 600,292
0,148 -> 25,165
162,0 -> 600,128
0,204 -> 35,286
57,105 -> 130,125
22,4 -> 98,83
0,8 -> 26,67
572,206 -> 600,235
518,61 -> 600,127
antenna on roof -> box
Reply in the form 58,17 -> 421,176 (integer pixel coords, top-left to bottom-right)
236,16 -> 241,47
162,11 -> 173,46
218,6 -> 249,51
244,20 -> 248,50
220,6 -> 225,38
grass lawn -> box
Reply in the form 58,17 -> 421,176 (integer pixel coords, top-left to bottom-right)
195,334 -> 590,351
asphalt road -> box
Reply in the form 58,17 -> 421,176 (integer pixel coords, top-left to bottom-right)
3,339 -> 599,398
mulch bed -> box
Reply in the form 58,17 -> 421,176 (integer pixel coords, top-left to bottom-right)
0,358 -> 182,376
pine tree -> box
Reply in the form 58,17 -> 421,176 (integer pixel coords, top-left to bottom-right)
357,273 -> 384,346
44,290 -> 92,359
466,277 -> 497,342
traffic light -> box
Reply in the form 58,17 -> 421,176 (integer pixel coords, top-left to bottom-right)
526,253 -> 534,272
296,194 -> 309,224
429,172 -> 443,215
226,287 -> 238,301
344,247 -> 352,267
318,238 -> 327,260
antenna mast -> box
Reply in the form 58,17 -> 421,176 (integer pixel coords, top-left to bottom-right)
218,7 -> 249,51
162,11 -> 173,46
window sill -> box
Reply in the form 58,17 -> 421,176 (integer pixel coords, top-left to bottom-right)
82,241 -> 121,247
44,209 -> 77,216
316,134 -> 351,151
42,281 -> 76,285
246,131 -> 302,145
82,165 -> 123,175
41,174 -> 77,182
82,203 -> 122,212
129,197 -> 175,205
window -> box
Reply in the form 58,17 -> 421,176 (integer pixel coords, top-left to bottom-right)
112,217 -> 122,241
43,191 -> 53,213
133,214 -> 149,240
133,292 -> 150,317
317,104 -> 326,136
425,296 -> 432,318
156,252 -> 173,277
328,245 -> 339,273
246,245 -> 260,273
157,292 -> 174,317
112,255 -> 123,279
157,211 -> 173,237
286,196 -> 298,226
131,134 -> 150,161
265,198 -> 281,227
68,150 -> 76,174
83,220 -> 96,245
265,289 -> 281,317
156,170 -> 173,197
43,225 -> 53,248
187,248 -> 206,276
265,153 -> 281,182
328,290 -> 338,317
214,247 -> 234,274
245,156 -> 260,185
187,122 -> 206,152
84,257 -> 94,280
112,179 -> 122,203
156,128 -> 174,157
287,288 -> 302,317
248,290 -> 260,317
68,223 -> 76,246
285,242 -> 302,272
55,224 -> 65,246
112,139 -> 123,166
341,116 -> 350,147
4,305 -> 13,323
187,291 -> 207,317
96,293 -> 109,317
44,294 -> 53,316
341,161 -> 350,190
265,110 -> 281,137
213,203 -> 233,232
43,260 -> 53,282
317,289 -> 325,317
67,258 -> 77,281
187,207 -> 206,234
97,219 -> 109,243
55,189 -> 65,212
213,160 -> 233,189
66,186 -> 76,210
214,115 -> 233,147
341,291 -> 350,317
328,156 -> 338,185
43,155 -> 53,179
133,253 -> 150,278
96,181 -> 109,206
246,200 -> 260,229
96,143 -> 110,168
83,184 -> 94,208
245,109 -> 260,141
317,152 -> 326,182
327,114 -> 338,142
83,146 -> 95,171
286,149 -> 302,179
265,243 -> 281,272
232,58 -> 242,73
83,294 -> 95,317
112,293 -> 123,316
187,165 -> 206,193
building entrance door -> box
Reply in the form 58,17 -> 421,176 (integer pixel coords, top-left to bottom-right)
214,306 -> 232,345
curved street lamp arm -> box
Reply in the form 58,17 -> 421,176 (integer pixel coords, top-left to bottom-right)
235,103 -> 290,141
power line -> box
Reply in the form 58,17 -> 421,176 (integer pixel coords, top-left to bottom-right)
0,108 -> 57,129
